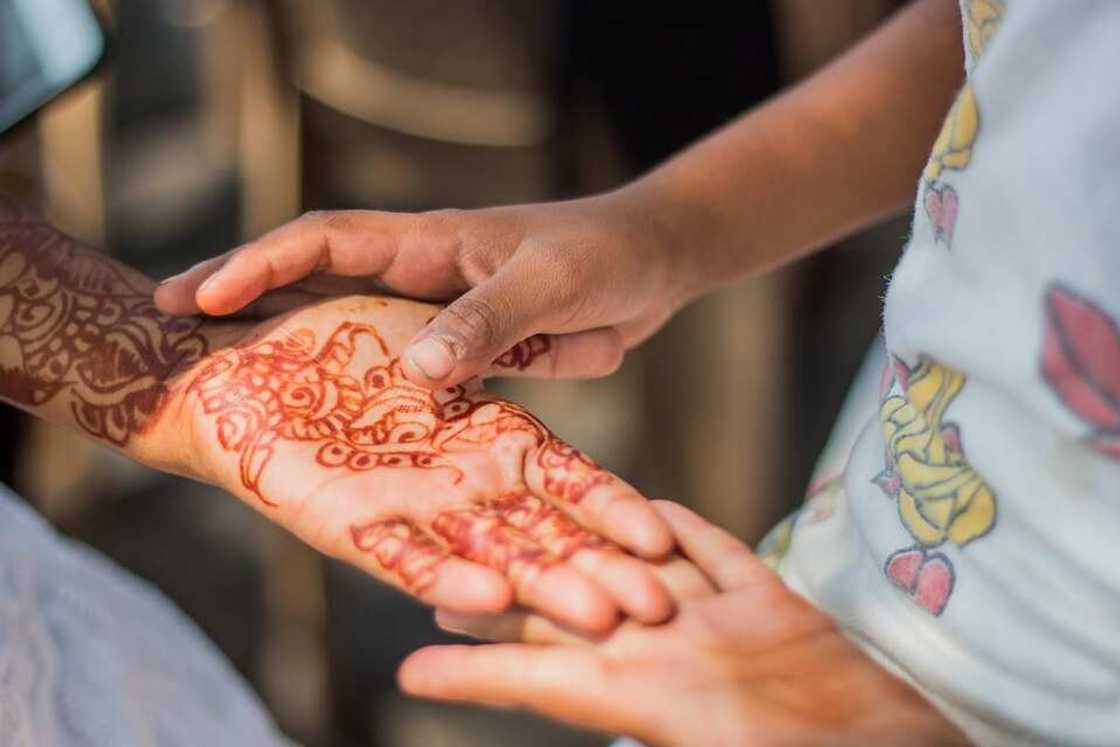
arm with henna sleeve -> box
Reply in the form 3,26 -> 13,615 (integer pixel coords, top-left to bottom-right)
0,198 -> 673,632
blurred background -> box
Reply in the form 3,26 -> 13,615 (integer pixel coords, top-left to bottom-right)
0,1 -> 910,744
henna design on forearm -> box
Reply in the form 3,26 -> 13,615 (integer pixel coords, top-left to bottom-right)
0,202 -> 209,445
493,334 -> 550,370
190,320 -> 615,589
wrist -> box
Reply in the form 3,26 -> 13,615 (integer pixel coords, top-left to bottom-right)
135,319 -> 253,483
611,167 -> 741,306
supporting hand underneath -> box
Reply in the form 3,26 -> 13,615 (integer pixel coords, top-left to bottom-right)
402,502 -> 969,747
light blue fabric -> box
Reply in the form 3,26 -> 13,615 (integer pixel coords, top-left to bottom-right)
0,483 -> 289,747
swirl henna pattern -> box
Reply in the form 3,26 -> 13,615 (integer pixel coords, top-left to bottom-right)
0,203 -> 208,445
493,334 -> 551,371
189,321 -> 612,591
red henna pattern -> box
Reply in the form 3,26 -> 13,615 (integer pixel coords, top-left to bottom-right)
493,334 -> 551,371
190,322 -> 611,505
350,518 -> 448,592
0,203 -> 208,445
352,495 -> 608,592
189,321 -> 614,588
539,440 -> 611,503
488,493 -> 610,558
430,506 -> 552,585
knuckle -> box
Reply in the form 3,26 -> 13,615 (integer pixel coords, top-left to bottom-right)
419,207 -> 465,226
299,209 -> 330,226
536,249 -> 584,310
301,209 -> 352,235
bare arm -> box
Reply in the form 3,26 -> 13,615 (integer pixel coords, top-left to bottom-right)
635,0 -> 964,291
155,0 -> 964,388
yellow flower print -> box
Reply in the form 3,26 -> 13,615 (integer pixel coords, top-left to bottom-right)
877,360 -> 996,547
874,358 -> 997,615
923,85 -> 979,182
967,0 -> 1007,59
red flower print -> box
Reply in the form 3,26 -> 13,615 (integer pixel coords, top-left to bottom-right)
1041,284 -> 1120,460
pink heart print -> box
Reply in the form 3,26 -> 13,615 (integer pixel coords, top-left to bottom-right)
886,548 -> 955,616
924,183 -> 959,245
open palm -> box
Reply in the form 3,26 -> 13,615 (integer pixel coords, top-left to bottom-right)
181,296 -> 673,632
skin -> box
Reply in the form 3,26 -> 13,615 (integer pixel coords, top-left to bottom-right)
0,202 -> 675,633
148,0 -> 969,738
401,501 -> 971,747
154,0 -> 964,392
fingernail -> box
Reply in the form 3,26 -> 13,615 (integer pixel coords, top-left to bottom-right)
407,337 -> 456,381
197,273 -> 220,295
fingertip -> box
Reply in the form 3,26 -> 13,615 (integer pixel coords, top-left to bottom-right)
651,499 -> 702,529
398,645 -> 462,695
571,548 -> 674,625
595,490 -> 674,559
422,562 -> 514,614
525,565 -> 618,635
628,571 -> 675,624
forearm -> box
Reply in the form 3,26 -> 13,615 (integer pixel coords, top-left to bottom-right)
0,198 -> 242,475
625,0 -> 963,295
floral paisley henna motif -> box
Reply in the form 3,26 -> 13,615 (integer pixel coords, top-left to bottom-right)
493,334 -> 551,370
190,322 -> 612,520
0,208 -> 208,445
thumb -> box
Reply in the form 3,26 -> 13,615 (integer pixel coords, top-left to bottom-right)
402,262 -> 566,386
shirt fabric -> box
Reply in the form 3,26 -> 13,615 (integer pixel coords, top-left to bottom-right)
0,482 -> 289,747
761,1 -> 1120,744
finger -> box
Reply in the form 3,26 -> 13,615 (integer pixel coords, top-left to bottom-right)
435,553 -> 718,646
486,493 -> 673,624
529,440 -> 674,559
154,252 -> 233,315
436,551 -> 718,645
399,644 -> 599,709
349,517 -> 514,614
187,210 -> 438,316
434,609 -> 583,645
653,500 -> 776,592
399,644 -> 653,740
431,508 -> 618,634
401,256 -> 573,388
483,328 -> 624,381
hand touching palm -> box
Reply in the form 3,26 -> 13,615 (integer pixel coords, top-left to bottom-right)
404,502 -> 969,747
181,296 -> 673,632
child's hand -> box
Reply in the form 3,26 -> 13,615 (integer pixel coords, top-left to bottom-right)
401,502 -> 969,747
154,191 -> 704,389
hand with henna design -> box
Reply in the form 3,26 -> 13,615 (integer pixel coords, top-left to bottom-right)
185,299 -> 671,628
0,202 -> 673,632
404,502 -> 969,747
